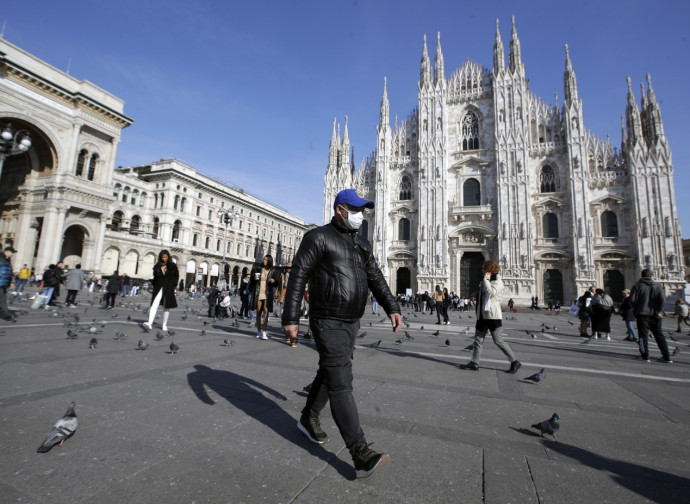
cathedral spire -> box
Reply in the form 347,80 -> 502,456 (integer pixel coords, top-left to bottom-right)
420,34 -> 432,88
328,117 -> 338,166
380,77 -> 389,127
508,15 -> 524,74
493,19 -> 505,75
434,31 -> 445,86
625,76 -> 643,146
645,73 -> 666,144
563,44 -> 579,104
342,115 -> 350,148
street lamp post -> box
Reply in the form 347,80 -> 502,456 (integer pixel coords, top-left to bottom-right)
0,123 -> 32,181
217,210 -> 239,285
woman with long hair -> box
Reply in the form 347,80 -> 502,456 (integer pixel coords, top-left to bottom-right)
249,254 -> 280,340
142,250 -> 179,331
464,260 -> 521,373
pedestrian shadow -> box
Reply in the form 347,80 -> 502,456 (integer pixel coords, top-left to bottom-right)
186,364 -> 352,479
542,439 -> 689,503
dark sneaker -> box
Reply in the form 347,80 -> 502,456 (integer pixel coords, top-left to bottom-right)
297,416 -> 329,444
636,356 -> 650,362
465,361 -> 479,371
352,442 -> 390,479
508,360 -> 522,374
661,358 -> 673,364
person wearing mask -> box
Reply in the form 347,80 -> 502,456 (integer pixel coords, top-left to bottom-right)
464,260 -> 522,374
249,254 -> 280,340
64,264 -> 85,307
282,188 -> 401,478
142,250 -> 179,331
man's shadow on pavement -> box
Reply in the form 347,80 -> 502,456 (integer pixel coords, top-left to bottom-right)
186,364 -> 353,479
512,428 -> 690,503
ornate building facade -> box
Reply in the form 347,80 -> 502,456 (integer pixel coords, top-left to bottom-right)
0,38 -> 306,286
324,18 -> 685,304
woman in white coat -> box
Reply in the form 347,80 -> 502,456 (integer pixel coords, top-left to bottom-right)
464,260 -> 522,373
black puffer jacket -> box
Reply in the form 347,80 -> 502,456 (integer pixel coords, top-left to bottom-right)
282,217 -> 400,326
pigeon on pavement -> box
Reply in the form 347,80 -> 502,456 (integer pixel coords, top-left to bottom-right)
532,413 -> 560,440
169,341 -> 179,354
525,368 -> 546,383
444,339 -> 450,346
673,346 -> 681,356
65,329 -> 78,339
37,402 -> 78,453
404,331 -> 414,340
357,331 -> 367,339
88,337 -> 97,349
368,339 -> 382,349
432,330 -> 440,336
137,340 -> 149,350
154,331 -> 165,341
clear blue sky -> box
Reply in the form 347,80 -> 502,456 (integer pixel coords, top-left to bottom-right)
4,0 -> 689,232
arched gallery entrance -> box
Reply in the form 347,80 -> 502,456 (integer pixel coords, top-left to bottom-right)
396,267 -> 411,294
459,252 -> 484,298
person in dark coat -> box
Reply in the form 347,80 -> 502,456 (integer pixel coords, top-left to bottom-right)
142,250 -> 179,331
42,264 -> 60,307
104,270 -> 122,309
249,254 -> 281,339
629,269 -> 671,363
618,289 -> 638,341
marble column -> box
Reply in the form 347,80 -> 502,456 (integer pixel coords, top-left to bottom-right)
92,215 -> 108,275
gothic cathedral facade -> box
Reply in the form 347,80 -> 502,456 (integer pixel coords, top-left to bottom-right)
323,18 -> 684,305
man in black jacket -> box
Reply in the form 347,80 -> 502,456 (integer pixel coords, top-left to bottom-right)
282,188 -> 402,479
629,269 -> 671,363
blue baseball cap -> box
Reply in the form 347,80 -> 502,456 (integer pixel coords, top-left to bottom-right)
333,189 -> 375,209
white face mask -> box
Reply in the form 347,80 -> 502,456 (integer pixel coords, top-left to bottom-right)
342,209 -> 364,230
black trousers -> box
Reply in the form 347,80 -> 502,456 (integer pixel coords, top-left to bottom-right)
65,290 -> 78,304
105,292 -> 117,307
636,315 -> 670,361
303,318 -> 365,454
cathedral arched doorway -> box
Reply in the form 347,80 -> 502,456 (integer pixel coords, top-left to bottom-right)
101,247 -> 120,275
460,252 -> 484,298
603,270 -> 625,302
60,225 -> 87,269
543,269 -> 564,305
396,267 -> 411,294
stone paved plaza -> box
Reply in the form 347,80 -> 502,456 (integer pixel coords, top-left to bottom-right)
0,289 -> 688,503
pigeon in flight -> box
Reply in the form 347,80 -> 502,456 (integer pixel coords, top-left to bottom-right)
37,402 -> 78,453
525,368 -> 546,384
169,341 -> 179,355
88,337 -> 97,349
367,340 -> 382,349
137,340 -> 149,350
531,413 -> 560,440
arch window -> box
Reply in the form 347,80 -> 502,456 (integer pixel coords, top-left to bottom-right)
111,211 -> 123,231
216,239 -> 222,251
398,218 -> 411,241
543,213 -> 558,238
153,194 -> 158,208
172,220 -> 181,241
87,154 -> 98,181
237,243 -> 241,255
601,211 -> 618,237
113,183 -> 122,198
129,215 -> 141,235
139,192 -> 146,207
399,175 -> 412,200
540,165 -> 557,193
205,236 -> 211,249
193,234 -> 199,247
75,149 -> 87,177
131,189 -> 139,205
174,195 -> 180,210
461,112 -> 480,150
463,178 -> 481,206
152,217 -> 159,239
122,186 -> 130,203
180,197 -> 186,213
245,245 -> 250,257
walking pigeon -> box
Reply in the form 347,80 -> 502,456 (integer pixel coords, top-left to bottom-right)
525,368 -> 546,383
37,402 -> 78,453
154,332 -> 165,341
88,337 -> 97,349
169,341 -> 179,354
531,413 -> 559,440
368,340 -> 382,349
137,340 -> 149,350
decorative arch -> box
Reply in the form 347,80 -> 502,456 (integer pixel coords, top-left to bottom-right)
463,178 -> 481,206
101,246 -> 121,275
539,164 -> 559,192
398,174 -> 413,200
460,110 -> 480,150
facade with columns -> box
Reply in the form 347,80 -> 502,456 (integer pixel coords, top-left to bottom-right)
0,38 -> 307,286
324,17 -> 685,305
